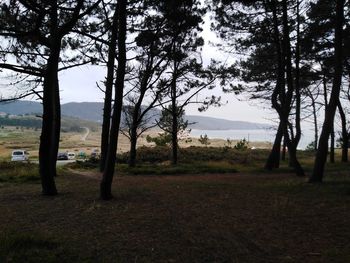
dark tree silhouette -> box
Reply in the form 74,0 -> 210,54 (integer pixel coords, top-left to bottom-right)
0,0 -> 101,195
100,0 -> 127,200
310,0 -> 345,183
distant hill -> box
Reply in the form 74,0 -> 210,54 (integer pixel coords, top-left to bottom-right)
186,116 -> 270,130
0,100 -> 270,130
0,100 -> 42,115
62,102 -> 104,122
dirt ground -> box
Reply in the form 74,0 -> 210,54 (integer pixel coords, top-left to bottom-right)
0,171 -> 349,262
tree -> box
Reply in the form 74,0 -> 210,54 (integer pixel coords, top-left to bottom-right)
119,4 -> 175,167
156,104 -> 190,156
0,0 -> 101,195
211,0 -> 306,176
156,0 -> 215,165
310,0 -> 345,183
100,0 -> 127,200
199,134 -> 210,146
99,2 -> 119,172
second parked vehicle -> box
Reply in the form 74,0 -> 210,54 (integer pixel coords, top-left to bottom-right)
57,152 -> 68,160
11,150 -> 29,162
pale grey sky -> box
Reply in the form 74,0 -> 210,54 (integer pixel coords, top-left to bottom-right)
57,11 -> 275,125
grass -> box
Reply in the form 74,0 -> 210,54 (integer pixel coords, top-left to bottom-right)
0,167 -> 349,262
0,162 -> 40,183
0,232 -> 80,263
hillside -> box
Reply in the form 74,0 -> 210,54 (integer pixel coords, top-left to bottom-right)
0,100 -> 270,130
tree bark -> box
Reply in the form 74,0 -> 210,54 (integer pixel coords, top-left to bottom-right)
265,0 -> 284,171
265,122 -> 282,169
39,4 -> 62,195
338,101 -> 348,162
281,136 -> 286,161
100,0 -> 127,200
128,128 -> 138,167
330,126 -> 335,163
310,0 -> 344,183
281,0 -> 304,176
100,9 -> 119,172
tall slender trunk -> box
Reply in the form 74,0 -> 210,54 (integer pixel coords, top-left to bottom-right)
281,0 -> 304,176
39,3 -> 61,196
310,0 -> 344,183
281,136 -> 286,161
128,70 -> 149,167
265,0 -> 284,170
171,82 -> 178,166
294,0 -> 302,148
170,56 -> 178,165
338,101 -> 348,162
310,91 -> 318,150
100,9 -> 119,172
330,127 -> 335,163
128,127 -> 138,167
100,0 -> 127,200
265,123 -> 283,169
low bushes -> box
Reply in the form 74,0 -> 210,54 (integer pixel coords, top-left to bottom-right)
0,162 -> 40,183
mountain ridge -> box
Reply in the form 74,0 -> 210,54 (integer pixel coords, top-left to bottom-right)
0,100 -> 271,130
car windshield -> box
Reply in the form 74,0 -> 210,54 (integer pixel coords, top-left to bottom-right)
13,151 -> 24,156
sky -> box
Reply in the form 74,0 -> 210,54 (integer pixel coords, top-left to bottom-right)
55,11 -> 275,125
0,5 -> 278,126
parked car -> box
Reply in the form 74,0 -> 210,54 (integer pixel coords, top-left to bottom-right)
77,151 -> 87,159
90,149 -> 100,160
67,152 -> 75,160
11,150 -> 29,162
57,152 -> 68,160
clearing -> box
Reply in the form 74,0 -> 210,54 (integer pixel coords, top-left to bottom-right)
0,169 -> 349,263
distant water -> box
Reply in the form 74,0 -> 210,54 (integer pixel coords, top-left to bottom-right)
190,129 -> 316,150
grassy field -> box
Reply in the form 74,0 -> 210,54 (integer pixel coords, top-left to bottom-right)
0,126 -> 271,161
0,160 -> 349,263
1,126 -> 349,262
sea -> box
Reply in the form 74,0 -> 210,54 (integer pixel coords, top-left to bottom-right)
190,128 -> 316,150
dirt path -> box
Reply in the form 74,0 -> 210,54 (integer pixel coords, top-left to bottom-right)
68,168 -> 102,180
80,127 -> 90,141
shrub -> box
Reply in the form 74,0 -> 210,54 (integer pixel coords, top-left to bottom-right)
0,162 -> 40,183
146,133 -> 172,146
198,134 -> 210,146
234,138 -> 249,150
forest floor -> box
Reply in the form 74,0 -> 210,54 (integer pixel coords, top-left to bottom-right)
0,167 -> 349,263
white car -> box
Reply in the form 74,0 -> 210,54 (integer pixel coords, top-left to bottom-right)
11,150 -> 29,162
67,152 -> 75,160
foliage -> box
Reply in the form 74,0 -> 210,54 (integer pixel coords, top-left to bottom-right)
306,141 -> 317,151
146,133 -> 172,147
157,105 -> 189,136
198,134 -> 210,146
0,116 -> 41,129
234,138 -> 249,150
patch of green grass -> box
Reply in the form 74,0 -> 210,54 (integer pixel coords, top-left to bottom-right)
0,162 -> 40,183
0,232 -> 80,263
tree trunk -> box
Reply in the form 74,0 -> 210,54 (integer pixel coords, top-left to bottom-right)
282,0 -> 304,176
265,122 -> 283,170
170,55 -> 178,165
128,125 -> 138,167
100,9 -> 119,172
265,1 -> 284,171
38,3 -> 62,196
281,136 -> 286,161
311,92 -> 318,150
100,0 -> 127,200
310,0 -> 344,183
338,101 -> 348,162
330,126 -> 335,163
